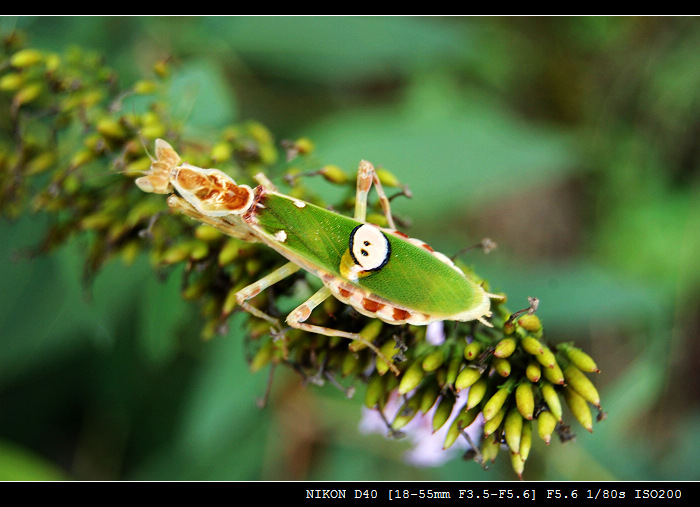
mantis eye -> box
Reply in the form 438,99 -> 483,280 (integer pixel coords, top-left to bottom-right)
349,224 -> 391,272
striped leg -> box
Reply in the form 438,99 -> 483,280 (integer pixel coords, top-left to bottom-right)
286,286 -> 401,375
355,160 -> 396,229
235,261 -> 301,326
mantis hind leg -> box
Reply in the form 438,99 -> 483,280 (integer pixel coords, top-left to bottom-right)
286,286 -> 401,375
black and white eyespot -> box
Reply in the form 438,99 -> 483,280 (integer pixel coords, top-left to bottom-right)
349,224 -> 391,272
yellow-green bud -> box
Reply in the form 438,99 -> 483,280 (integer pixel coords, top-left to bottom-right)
510,452 -> 525,480
419,381 -> 441,413
521,335 -> 544,355
536,410 -> 557,444
210,141 -> 232,162
443,405 -> 480,450
432,393 -> 456,432
519,420 -> 533,460
445,348 -> 464,386
464,341 -> 482,361
466,378 -> 488,410
364,374 -> 385,409
518,314 -> 542,332
96,117 -> 126,139
515,381 -> 535,420
391,393 -> 421,431
319,165 -> 349,185
0,72 -> 25,91
218,239 -> 242,266
525,360 -> 541,383
341,351 -> 362,376
481,435 -> 501,464
504,407 -> 523,454
398,360 -> 425,395
483,407 -> 506,437
376,168 -> 401,188
375,338 -> 400,375
542,361 -> 565,385
536,346 -> 557,369
482,378 -> 515,421
455,366 -> 482,392
421,349 -> 445,372
563,364 -> 601,408
540,382 -> 563,422
13,82 -> 42,108
494,337 -> 517,358
133,79 -> 158,95
10,48 -> 43,68
563,386 -> 593,432
493,357 -> 511,377
559,343 -> 600,373
250,340 -> 275,372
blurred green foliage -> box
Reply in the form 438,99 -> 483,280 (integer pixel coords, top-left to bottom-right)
1,16 -> 699,481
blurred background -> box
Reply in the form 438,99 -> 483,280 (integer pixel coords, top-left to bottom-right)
0,16 -> 699,481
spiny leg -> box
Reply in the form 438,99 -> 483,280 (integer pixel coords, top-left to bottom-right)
167,195 -> 259,242
235,261 -> 302,327
286,286 -> 401,375
355,160 -> 396,229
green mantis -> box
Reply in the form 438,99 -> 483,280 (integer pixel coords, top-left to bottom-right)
136,140 -> 499,375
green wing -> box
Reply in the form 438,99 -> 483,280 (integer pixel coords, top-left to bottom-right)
253,192 -> 481,316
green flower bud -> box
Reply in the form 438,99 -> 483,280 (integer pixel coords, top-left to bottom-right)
218,239 -> 242,266
398,360 -> 425,395
10,48 -> 43,67
563,364 -> 601,408
445,347 -> 464,386
97,117 -> 127,139
210,141 -> 232,162
536,410 -> 557,444
341,350 -> 362,377
563,386 -> 593,433
464,341 -> 482,361
494,337 -> 516,358
419,379 -> 441,413
455,366 -> 482,392
481,435 -> 501,464
482,377 -> 516,421
520,420 -> 533,461
391,393 -> 422,431
536,346 -> 557,369
525,360 -> 541,382
319,165 -> 349,185
521,335 -> 544,355
133,79 -> 158,95
515,381 -> 535,420
13,82 -> 43,108
466,377 -> 488,410
376,168 -> 401,188
443,405 -> 480,450
504,407 -> 523,454
540,382 -> 563,421
483,407 -> 506,437
493,357 -> 511,377
510,451 -> 525,480
0,72 -> 25,91
250,340 -> 275,372
559,343 -> 600,373
432,392 -> 456,432
421,349 -> 445,372
364,374 -> 385,409
542,361 -> 565,385
375,337 -> 400,375
518,314 -> 541,332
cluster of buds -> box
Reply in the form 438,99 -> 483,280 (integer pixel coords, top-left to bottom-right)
1,37 -> 604,479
